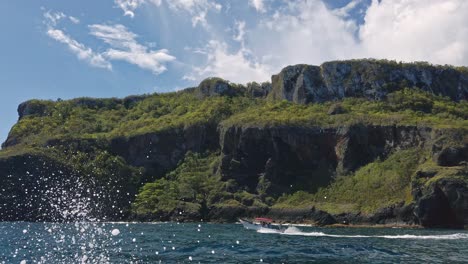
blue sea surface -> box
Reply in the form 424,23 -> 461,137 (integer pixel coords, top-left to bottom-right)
1,222 -> 467,263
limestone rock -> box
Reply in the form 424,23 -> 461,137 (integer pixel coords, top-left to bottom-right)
269,60 -> 468,104
196,77 -> 243,98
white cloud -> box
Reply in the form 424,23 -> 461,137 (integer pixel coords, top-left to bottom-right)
161,0 -> 221,13
114,0 -> 221,28
43,9 -> 174,75
45,0 -> 468,87
249,0 -> 266,13
69,16 -> 80,24
186,1 -> 358,83
44,10 -> 111,70
250,0 -> 359,69
46,29 -> 112,70
43,11 -> 66,26
332,0 -> 362,17
186,40 -> 271,83
248,0 -> 468,69
89,24 -> 176,75
358,0 -> 468,66
43,10 -> 80,25
114,0 -> 145,17
191,11 -> 207,27
233,21 -> 246,42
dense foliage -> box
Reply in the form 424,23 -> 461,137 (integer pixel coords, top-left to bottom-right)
132,151 -> 269,218
7,90 -> 259,147
223,88 -> 468,129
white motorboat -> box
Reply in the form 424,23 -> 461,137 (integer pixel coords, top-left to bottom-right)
239,218 -> 286,233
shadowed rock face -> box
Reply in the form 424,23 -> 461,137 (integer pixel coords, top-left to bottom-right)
219,124 -> 433,196
434,145 -> 468,167
269,60 -> 468,104
110,124 -> 219,181
415,186 -> 458,228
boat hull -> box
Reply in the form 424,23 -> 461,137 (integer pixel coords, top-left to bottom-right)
239,219 -> 286,233
239,219 -> 262,230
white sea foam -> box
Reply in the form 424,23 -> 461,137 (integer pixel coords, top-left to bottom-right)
259,226 -> 468,240
257,227 -> 283,234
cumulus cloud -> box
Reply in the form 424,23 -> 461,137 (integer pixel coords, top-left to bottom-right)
89,24 -> 176,75
359,0 -> 468,66
45,0 -> 468,86
248,0 -> 359,70
185,40 -> 271,83
46,29 -> 112,69
185,1 -> 358,83
332,0 -> 362,18
249,0 -> 266,13
192,0 -> 468,84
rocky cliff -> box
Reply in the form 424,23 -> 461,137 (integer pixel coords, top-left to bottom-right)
269,60 -> 468,103
219,125 -> 432,195
1,59 -> 467,228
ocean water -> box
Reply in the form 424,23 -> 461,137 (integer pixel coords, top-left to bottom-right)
1,222 -> 467,263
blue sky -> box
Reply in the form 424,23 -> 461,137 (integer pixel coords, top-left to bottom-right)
1,0 -> 468,145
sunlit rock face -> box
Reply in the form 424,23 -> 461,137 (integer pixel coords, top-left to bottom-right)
269,60 -> 468,104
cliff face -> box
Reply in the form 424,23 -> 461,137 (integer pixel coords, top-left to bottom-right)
269,60 -> 468,104
219,125 -> 432,195
109,124 -> 219,180
1,59 -> 467,228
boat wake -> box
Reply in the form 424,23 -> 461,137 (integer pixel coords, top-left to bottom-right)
258,227 -> 468,240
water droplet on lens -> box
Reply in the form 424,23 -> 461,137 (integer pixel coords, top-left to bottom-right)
111,229 -> 120,236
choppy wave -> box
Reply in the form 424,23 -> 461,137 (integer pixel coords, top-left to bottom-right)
259,226 -> 468,240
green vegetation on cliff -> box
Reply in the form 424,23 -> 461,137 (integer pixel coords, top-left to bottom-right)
133,151 -> 222,216
7,90 -> 259,147
223,88 -> 468,129
275,149 -> 421,214
8,86 -> 468,151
